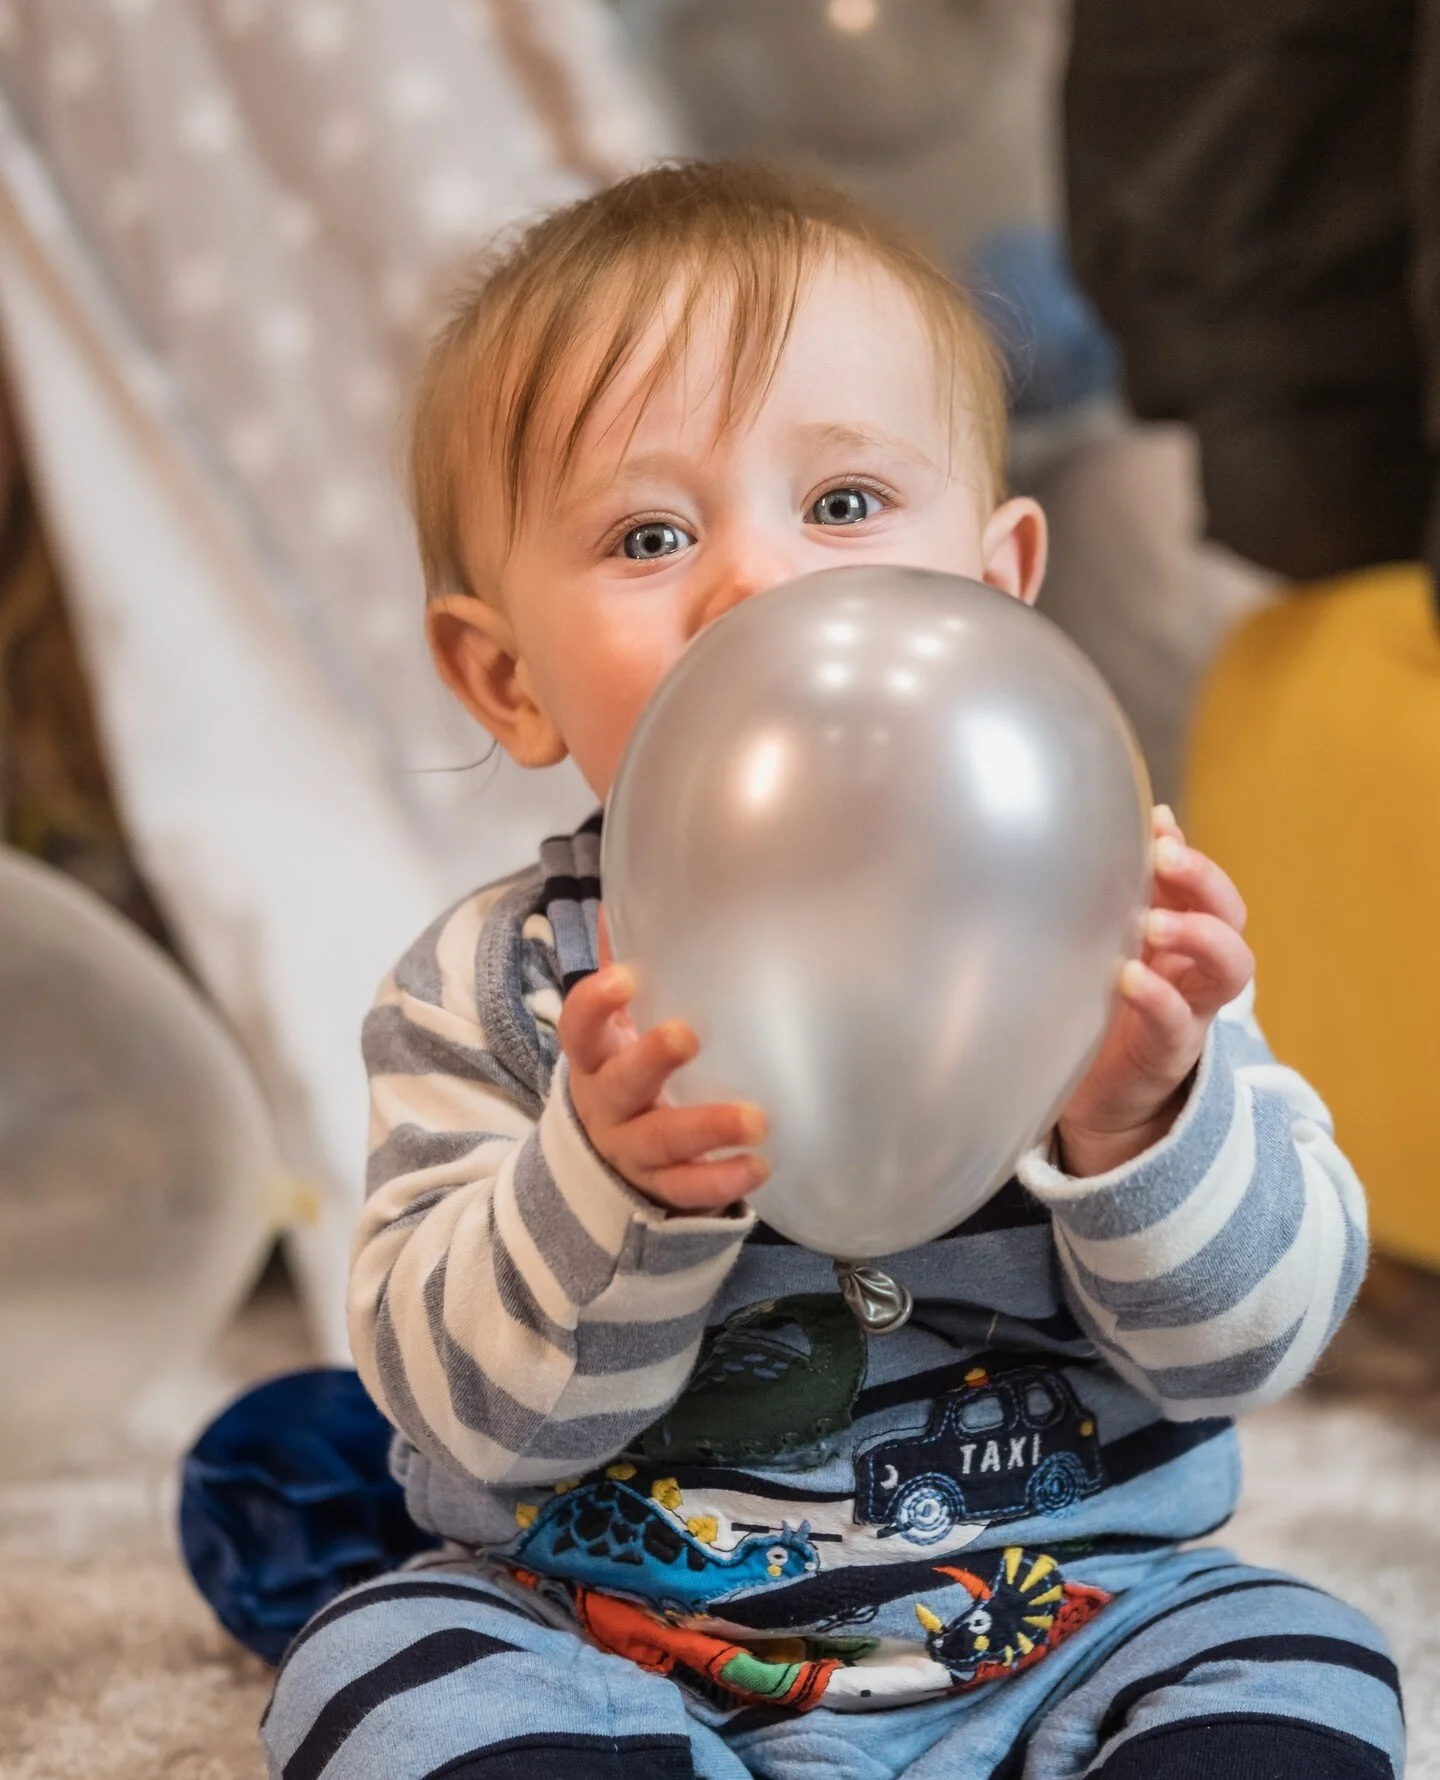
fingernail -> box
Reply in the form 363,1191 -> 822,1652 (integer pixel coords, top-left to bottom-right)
740,1104 -> 769,1144
1147,909 -> 1180,945
662,1020 -> 697,1060
606,964 -> 635,998
1154,836 -> 1185,875
1120,959 -> 1149,997
746,1156 -> 772,1187
1153,803 -> 1175,828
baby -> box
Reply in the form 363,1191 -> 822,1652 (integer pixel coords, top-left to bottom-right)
263,164 -> 1401,1779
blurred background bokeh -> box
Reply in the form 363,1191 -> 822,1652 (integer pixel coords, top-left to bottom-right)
1,4 -> 1438,1772
0,0 -> 1277,1362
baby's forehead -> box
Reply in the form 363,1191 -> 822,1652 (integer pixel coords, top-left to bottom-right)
541,258 -> 971,489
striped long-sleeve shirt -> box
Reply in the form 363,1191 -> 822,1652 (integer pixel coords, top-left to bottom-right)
352,813 -> 1368,1708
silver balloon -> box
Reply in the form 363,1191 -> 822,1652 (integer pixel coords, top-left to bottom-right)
603,567 -> 1151,1257
0,849 -> 277,1474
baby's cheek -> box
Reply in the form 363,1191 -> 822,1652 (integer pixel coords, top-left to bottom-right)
563,672 -> 662,800
582,641 -> 686,792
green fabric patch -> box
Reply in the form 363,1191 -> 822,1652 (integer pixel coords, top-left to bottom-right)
814,1636 -> 881,1660
717,1651 -> 806,1699
629,1295 -> 867,1466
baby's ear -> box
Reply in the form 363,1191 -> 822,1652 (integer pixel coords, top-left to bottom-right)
980,497 -> 1048,607
426,593 -> 568,768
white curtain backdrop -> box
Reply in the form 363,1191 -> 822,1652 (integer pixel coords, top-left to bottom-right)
0,0 -> 672,1354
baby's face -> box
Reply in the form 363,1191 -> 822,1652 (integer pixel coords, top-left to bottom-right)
441,257 -> 1045,797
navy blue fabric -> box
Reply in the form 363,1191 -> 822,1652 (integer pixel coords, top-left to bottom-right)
179,1367 -> 440,1663
1091,1714 -> 1395,1778
428,1735 -> 698,1780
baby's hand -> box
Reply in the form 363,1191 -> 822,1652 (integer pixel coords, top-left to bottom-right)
1056,805 -> 1254,1178
559,914 -> 770,1214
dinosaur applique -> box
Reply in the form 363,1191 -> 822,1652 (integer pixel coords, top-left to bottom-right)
572,1586 -> 850,1711
512,1476 -> 820,1613
913,1545 -> 1111,1686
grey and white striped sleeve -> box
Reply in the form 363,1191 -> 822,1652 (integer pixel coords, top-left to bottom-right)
350,884 -> 754,1488
1018,981 -> 1367,1421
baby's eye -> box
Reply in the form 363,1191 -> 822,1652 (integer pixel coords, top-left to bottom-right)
620,521 -> 694,561
807,486 -> 883,527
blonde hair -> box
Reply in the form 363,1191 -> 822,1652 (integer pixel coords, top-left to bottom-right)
410,160 -> 1008,601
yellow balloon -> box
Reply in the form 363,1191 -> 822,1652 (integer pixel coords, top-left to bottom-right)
1188,564 -> 1440,1270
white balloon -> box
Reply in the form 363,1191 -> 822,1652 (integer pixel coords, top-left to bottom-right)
603,568 -> 1151,1258
0,848 -> 277,1474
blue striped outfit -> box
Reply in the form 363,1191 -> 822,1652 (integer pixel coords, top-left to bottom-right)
264,814 -> 1402,1778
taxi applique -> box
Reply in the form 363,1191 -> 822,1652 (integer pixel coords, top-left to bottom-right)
854,1362 -> 1104,1544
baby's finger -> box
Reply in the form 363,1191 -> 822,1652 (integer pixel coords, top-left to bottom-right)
1153,837 -> 1247,930
644,1153 -> 771,1214
598,905 -> 614,972
1151,803 -> 1185,845
559,964 -> 635,1075
620,1101 -> 768,1172
592,1018 -> 699,1124
1118,958 -> 1195,1063
1146,910 -> 1255,1016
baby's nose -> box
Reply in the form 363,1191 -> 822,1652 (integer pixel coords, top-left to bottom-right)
700,553 -> 799,628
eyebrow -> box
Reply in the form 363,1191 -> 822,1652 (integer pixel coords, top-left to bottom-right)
554,421 -> 941,520
555,450 -> 694,517
792,420 -> 940,471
